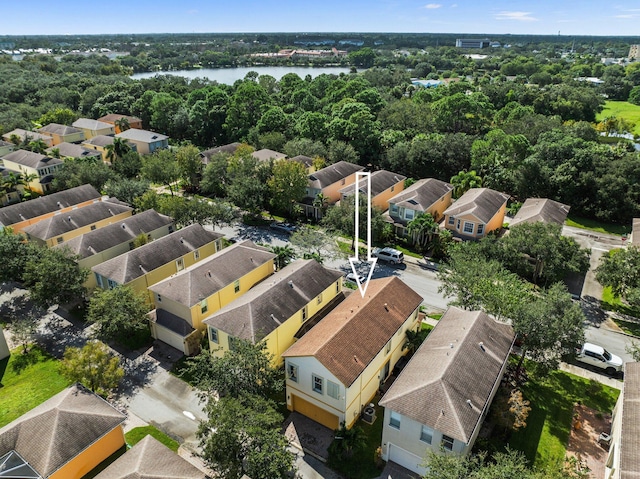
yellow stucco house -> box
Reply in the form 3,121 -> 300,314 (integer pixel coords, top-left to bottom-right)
57,209 -> 175,289
0,383 -> 126,479
23,199 -> 133,248
0,184 -> 102,233
339,170 -> 406,212
37,123 -> 85,145
80,135 -> 117,162
203,259 -> 344,365
443,187 -> 510,239
1,150 -> 64,194
72,118 -> 115,139
282,277 -> 423,430
91,224 -> 223,303
148,240 -> 276,356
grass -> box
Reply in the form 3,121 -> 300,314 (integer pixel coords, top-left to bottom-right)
125,425 -> 180,452
565,215 -> 630,236
495,363 -> 619,468
596,100 -> 640,137
0,346 -> 71,428
327,399 -> 386,479
601,286 -> 640,319
427,313 -> 443,320
392,243 -> 422,259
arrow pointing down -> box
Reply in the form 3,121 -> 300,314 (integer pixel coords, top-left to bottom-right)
349,171 -> 377,297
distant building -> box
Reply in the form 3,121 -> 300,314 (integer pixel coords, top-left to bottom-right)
630,45 -> 640,60
411,79 -> 444,88
455,38 -> 491,49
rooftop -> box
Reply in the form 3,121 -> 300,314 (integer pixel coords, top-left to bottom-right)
1,150 -> 62,170
620,362 -> 640,479
308,161 -> 365,190
37,123 -> 83,137
339,169 -> 406,198
444,188 -> 510,224
115,129 -> 168,142
510,198 -> 570,227
72,118 -> 114,131
46,142 -> 102,160
388,178 -> 454,212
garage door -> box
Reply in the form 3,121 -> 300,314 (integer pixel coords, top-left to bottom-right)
291,394 -> 339,430
154,323 -> 186,353
388,443 -> 426,476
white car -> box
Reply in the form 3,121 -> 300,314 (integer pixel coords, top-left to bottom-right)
576,342 -> 624,375
346,272 -> 365,284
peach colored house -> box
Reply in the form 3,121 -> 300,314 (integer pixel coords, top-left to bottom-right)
97,114 -> 143,133
339,170 -> 406,212
443,188 -> 510,239
0,383 -> 126,479
37,123 -> 85,145
302,161 -> 365,218
2,129 -> 54,148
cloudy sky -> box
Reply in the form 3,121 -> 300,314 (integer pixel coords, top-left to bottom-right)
6,0 -> 640,36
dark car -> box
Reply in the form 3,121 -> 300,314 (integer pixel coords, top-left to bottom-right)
270,222 -> 297,234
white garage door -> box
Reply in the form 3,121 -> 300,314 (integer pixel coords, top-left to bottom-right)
154,323 -> 186,353
388,443 -> 427,476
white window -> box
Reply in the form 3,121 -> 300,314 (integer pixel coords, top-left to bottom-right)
168,224 -> 174,233
442,434 -> 454,451
448,215 -> 455,225
128,241 -> 134,250
390,204 -> 398,215
385,339 -> 392,355
463,222 -> 474,234
389,410 -> 401,429
56,237 -> 63,244
327,380 -> 340,399
456,219 -> 461,229
90,225 -> 96,231
312,374 -> 323,394
176,258 -> 184,271
200,299 -> 208,314
209,327 -> 218,344
234,280 -> 240,293
477,224 -> 484,235
95,273 -> 104,288
156,293 -> 161,302
301,306 -> 308,322
405,209 -> 415,220
391,185 -> 395,192
420,425 -> 433,444
317,293 -> 322,305
287,363 -> 298,382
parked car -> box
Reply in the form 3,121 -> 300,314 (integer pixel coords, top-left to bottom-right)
576,342 -> 623,375
270,222 -> 297,234
372,247 -> 404,264
346,272 -> 365,284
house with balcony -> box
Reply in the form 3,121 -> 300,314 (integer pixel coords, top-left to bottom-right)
0,383 -> 126,479
37,123 -> 85,145
72,118 -> 115,139
91,224 -> 223,303
148,240 -> 275,356
282,277 -> 423,430
339,170 -> 406,212
379,307 -> 514,475
46,142 -> 103,161
605,361 -> 639,479
2,129 -> 54,148
23,199 -> 133,247
386,178 -> 454,237
443,188 -> 510,239
203,259 -> 344,365
509,198 -> 570,228
56,209 -> 175,289
1,149 -> 64,194
97,113 -> 143,133
115,129 -> 168,155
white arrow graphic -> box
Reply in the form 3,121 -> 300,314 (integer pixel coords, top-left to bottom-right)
349,171 -> 377,297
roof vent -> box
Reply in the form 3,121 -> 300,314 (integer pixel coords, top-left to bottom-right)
479,341 -> 485,352
67,216 -> 72,221
353,355 -> 359,363
288,280 -> 293,288
384,303 -> 389,312
139,264 -> 144,270
180,237 -> 184,244
466,399 -> 472,407
121,224 -> 126,229
207,270 -> 212,278
450,343 -> 454,348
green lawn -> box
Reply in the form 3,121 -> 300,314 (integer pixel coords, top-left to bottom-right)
596,100 -> 640,137
565,215 -> 630,236
504,366 -> 619,468
0,346 -> 71,428
125,425 -> 180,452
601,286 -> 640,319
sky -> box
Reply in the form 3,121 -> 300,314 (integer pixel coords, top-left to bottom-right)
5,0 -> 640,37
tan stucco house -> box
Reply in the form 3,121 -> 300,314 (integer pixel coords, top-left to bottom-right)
443,187 -> 510,239
115,129 -> 168,155
37,123 -> 85,145
72,118 -> 115,139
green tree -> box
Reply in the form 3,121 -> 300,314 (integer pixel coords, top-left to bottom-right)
407,213 -> 439,249
140,149 -> 181,195
595,247 -> 640,306
200,152 -> 231,198
270,245 -> 296,271
290,226 -> 337,263
267,159 -> 308,214
10,306 -> 42,354
629,86 -> 640,106
329,422 -> 367,460
59,341 -> 124,396
52,157 -> 117,192
226,151 -> 271,214
103,178 -> 150,205
87,286 -> 151,348
224,81 -> 272,140
0,229 -> 36,282
450,170 -> 483,199
175,144 -> 204,192
37,108 -> 77,126
105,137 -> 132,164
23,247 -> 88,307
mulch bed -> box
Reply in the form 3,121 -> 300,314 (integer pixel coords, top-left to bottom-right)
566,403 -> 611,478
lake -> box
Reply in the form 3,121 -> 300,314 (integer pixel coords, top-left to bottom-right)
131,66 -> 352,84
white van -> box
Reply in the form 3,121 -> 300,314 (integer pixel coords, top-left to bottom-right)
372,247 -> 404,264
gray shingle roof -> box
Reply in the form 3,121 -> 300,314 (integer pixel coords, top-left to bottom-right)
290,155 -> 314,168
379,307 -> 514,443
82,135 -> 115,147
149,240 -> 275,307
46,142 -> 102,160
252,149 -> 287,162
94,435 -> 205,479
92,224 -> 222,285
0,184 -> 101,226
72,118 -> 114,131
22,200 -> 132,241
200,143 -> 242,164
0,383 -> 126,478
54,209 -> 172,258
509,198 -> 570,227
283,277 -> 423,387
37,123 -> 83,137
1,150 -> 62,169
152,309 -> 195,336
115,129 -> 168,142
339,170 -> 406,198
388,178 -> 454,212
203,260 -> 343,342
443,188 -> 510,224
2,129 -> 52,144
308,161 -> 365,190
620,362 -> 640,479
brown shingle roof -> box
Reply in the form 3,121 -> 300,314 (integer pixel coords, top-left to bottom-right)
282,277 -> 423,387
620,362 -> 640,479
443,188 -> 510,224
510,198 -> 570,227
203,260 -> 343,342
94,435 -> 205,479
97,113 -> 142,124
308,161 -> 365,190
0,383 -> 126,478
91,224 -> 222,285
388,178 -> 453,213
379,307 -> 514,443
149,240 -> 275,307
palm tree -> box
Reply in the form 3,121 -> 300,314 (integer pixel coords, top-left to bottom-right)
312,192 -> 329,220
270,245 -> 296,270
450,170 -> 483,199
20,172 -> 38,199
407,213 -> 439,250
3,172 -> 23,195
105,137 -> 131,164
114,117 -> 130,133
27,139 -> 48,154
329,422 -> 368,460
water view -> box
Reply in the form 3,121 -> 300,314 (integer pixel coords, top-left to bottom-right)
131,66 -> 352,84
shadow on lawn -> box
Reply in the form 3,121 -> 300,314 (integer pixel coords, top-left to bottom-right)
0,356 -> 8,385
9,348 -> 40,375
